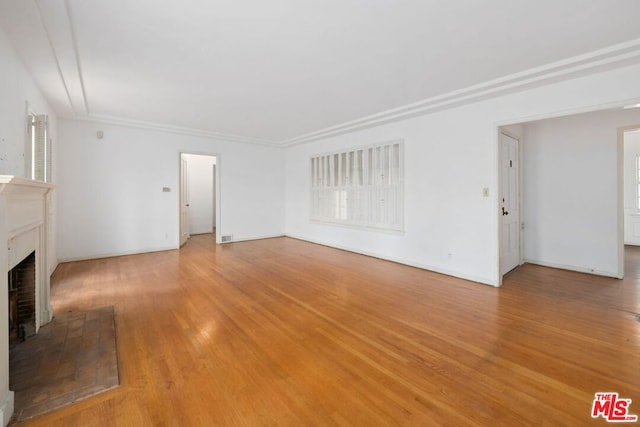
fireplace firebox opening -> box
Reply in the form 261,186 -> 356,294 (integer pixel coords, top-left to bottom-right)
8,251 -> 37,347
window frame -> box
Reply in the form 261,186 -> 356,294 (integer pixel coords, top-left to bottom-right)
636,154 -> 640,211
25,112 -> 51,183
310,140 -> 404,233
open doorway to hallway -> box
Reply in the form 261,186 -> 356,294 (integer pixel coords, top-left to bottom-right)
498,108 -> 640,283
623,128 -> 640,247
179,153 -> 218,247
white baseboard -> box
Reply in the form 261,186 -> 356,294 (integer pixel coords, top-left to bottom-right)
58,245 -> 177,263
0,390 -> 14,427
55,233 -> 502,287
58,235 -> 287,262
222,234 -> 285,244
285,233 -> 498,287
524,258 -> 621,279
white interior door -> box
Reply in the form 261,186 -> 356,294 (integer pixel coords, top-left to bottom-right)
179,156 -> 190,246
500,133 -> 520,275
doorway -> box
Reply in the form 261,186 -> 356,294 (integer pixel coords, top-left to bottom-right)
498,110 -> 634,285
179,153 -> 219,247
622,127 -> 640,245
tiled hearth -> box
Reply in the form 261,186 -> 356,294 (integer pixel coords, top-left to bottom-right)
9,306 -> 119,422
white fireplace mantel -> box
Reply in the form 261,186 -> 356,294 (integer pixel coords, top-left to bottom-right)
0,175 -> 55,426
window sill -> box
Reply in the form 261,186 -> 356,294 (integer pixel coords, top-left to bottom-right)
310,219 -> 405,235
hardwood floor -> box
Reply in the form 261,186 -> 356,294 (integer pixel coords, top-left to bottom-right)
13,235 -> 640,426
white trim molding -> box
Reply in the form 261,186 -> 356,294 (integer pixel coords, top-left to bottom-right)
286,233 -> 498,287
72,115 -> 279,146
30,3 -> 640,150
282,38 -> 640,146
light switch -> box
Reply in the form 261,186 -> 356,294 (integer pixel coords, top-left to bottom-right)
482,187 -> 490,197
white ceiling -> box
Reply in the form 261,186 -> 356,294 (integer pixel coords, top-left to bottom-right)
1,0 -> 640,145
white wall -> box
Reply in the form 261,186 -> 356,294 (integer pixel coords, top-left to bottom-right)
523,109 -> 640,277
623,129 -> 640,244
0,26 -> 57,178
57,119 -> 285,261
285,62 -> 640,286
183,153 -> 216,235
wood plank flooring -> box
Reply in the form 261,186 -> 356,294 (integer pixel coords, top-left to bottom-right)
12,235 -> 640,426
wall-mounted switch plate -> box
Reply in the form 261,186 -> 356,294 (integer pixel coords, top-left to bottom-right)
482,187 -> 490,197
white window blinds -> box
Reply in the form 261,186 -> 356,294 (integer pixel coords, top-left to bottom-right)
311,140 -> 403,232
28,114 -> 51,182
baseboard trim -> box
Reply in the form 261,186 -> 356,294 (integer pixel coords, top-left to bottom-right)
523,259 -> 621,279
58,246 -> 177,263
285,233 -> 498,287
222,234 -> 285,244
56,234 -> 501,286
58,234 -> 288,262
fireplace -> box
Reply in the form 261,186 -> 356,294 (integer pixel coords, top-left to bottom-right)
0,176 -> 55,426
8,252 -> 36,345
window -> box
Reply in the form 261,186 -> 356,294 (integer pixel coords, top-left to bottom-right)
637,155 -> 640,211
26,114 -> 51,182
311,140 -> 403,232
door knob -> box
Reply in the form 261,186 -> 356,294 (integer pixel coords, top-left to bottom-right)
502,207 -> 509,216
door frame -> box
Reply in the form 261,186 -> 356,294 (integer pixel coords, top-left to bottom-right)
618,125 -> 640,275
179,155 -> 190,246
494,121 -> 627,285
178,151 -> 221,246
498,129 -> 522,283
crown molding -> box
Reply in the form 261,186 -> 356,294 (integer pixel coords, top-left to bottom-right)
61,38 -> 640,148
70,115 -> 280,146
34,0 -> 89,116
279,38 -> 640,147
